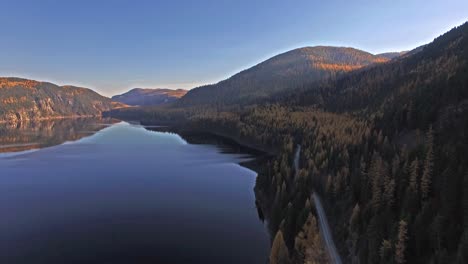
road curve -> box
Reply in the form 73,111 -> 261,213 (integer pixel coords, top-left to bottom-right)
294,145 -> 342,264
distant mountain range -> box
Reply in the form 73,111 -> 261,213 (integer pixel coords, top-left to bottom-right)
112,88 -> 187,106
376,51 -> 407,59
0,46 -> 406,123
0,78 -> 123,123
177,46 -> 400,106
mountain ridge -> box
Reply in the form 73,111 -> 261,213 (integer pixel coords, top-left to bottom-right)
177,46 -> 390,106
376,51 -> 407,59
112,88 -> 187,106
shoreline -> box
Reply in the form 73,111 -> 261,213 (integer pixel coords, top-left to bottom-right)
138,119 -> 279,155
0,114 -> 102,124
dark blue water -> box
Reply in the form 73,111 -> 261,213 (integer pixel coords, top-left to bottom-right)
0,121 -> 269,264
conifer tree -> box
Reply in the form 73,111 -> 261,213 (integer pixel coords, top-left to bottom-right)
421,126 -> 434,200
395,220 -> 408,264
349,203 -> 361,232
370,154 -> 383,210
409,158 -> 419,193
294,213 -> 329,264
380,239 -> 392,261
270,230 -> 290,264
383,178 -> 396,207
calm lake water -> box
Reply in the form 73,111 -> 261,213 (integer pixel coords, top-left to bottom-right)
0,120 -> 269,264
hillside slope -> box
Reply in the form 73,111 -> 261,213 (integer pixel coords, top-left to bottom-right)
178,46 -> 388,106
267,21 -> 468,264
291,24 -> 468,121
112,88 -> 187,106
0,78 -> 117,122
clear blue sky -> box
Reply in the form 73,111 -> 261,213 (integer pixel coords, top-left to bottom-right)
1,0 -> 467,96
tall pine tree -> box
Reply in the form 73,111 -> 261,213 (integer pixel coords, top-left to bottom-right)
421,127 -> 434,200
395,220 -> 408,264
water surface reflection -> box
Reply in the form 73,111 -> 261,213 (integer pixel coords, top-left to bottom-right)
0,121 -> 269,264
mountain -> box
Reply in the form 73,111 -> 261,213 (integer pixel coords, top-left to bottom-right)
178,46 -> 389,106
267,21 -> 468,263
377,51 -> 407,59
0,78 -> 120,123
112,88 -> 187,106
292,24 -> 468,117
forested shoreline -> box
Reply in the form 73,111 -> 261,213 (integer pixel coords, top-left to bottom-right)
107,22 -> 468,264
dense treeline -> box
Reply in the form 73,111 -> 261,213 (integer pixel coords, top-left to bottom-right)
108,22 -> 468,263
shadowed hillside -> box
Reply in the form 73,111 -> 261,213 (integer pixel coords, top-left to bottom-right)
178,46 -> 389,106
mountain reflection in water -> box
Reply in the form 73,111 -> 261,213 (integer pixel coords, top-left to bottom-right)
0,118 -> 117,153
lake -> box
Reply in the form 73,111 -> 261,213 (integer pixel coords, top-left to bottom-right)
0,119 -> 269,264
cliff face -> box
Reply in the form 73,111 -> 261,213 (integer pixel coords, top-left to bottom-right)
0,78 -> 116,123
